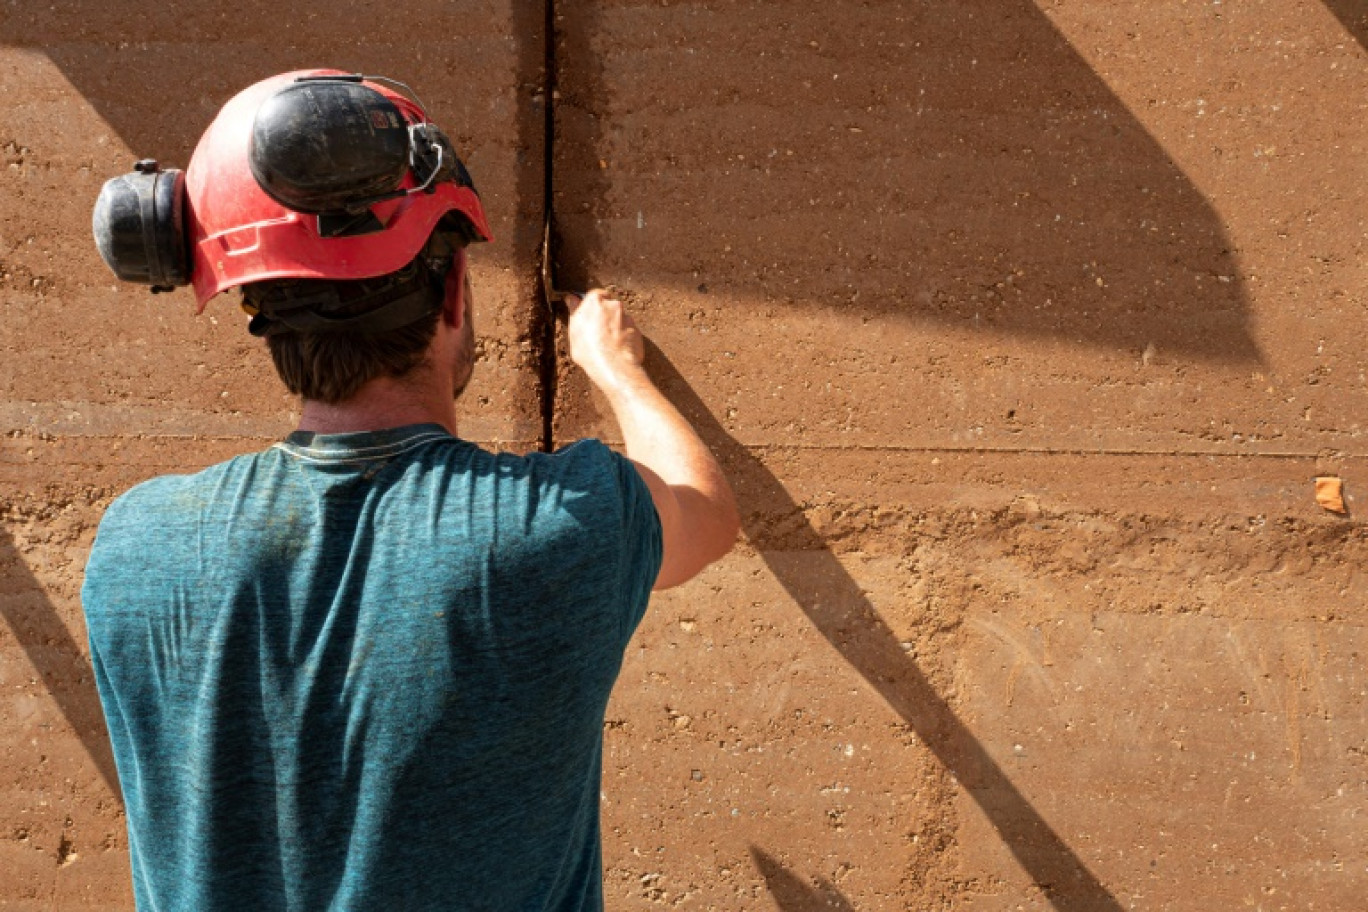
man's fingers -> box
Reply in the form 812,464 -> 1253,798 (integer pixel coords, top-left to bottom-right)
566,289 -> 610,316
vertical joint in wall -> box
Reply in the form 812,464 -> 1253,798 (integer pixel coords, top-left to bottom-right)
534,0 -> 559,454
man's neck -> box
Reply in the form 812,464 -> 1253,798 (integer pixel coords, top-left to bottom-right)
296,374 -> 458,436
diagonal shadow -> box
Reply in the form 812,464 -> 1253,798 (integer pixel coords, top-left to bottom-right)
4,0 -> 552,439
555,0 -> 1260,364
0,524 -> 118,793
646,341 -> 1123,911
1322,0 -> 1368,49
752,846 -> 858,912
0,2 -> 536,167
0,0 -> 549,281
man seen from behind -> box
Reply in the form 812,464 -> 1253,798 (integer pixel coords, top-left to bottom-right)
83,70 -> 739,910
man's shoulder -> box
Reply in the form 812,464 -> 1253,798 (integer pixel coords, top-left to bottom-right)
453,437 -> 625,486
84,451 -> 273,601
99,449 -> 269,528
525,438 -> 657,534
513,438 -> 649,504
95,436 -> 639,537
529,437 -> 626,479
451,438 -> 651,539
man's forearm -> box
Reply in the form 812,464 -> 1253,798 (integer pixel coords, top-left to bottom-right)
603,368 -> 739,585
565,289 -> 740,587
606,370 -> 732,506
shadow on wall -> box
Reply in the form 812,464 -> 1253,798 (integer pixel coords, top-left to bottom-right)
1322,0 -> 1368,49
1,2 -> 512,163
555,0 -> 1260,364
7,0 -> 1285,363
1,0 -> 550,271
0,524 -> 118,794
751,847 -> 857,912
647,342 -> 1124,912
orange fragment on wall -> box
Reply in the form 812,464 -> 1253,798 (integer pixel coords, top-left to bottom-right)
1314,476 -> 1347,514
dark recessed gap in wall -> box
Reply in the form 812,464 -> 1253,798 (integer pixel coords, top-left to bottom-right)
534,0 -> 559,454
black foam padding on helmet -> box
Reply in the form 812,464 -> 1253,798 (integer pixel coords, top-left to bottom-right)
92,163 -> 190,289
243,258 -> 443,337
250,80 -> 412,214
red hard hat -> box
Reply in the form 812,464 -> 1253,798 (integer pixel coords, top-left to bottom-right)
184,69 -> 492,312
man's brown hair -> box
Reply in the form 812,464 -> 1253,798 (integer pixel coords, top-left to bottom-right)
246,260 -> 445,405
265,308 -> 440,405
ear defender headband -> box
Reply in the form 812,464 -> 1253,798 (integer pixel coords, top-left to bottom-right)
92,73 -> 483,300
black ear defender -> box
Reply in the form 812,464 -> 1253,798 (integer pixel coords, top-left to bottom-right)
92,159 -> 191,292
249,78 -> 412,219
247,75 -> 479,239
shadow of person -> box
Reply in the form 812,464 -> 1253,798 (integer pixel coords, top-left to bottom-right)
645,340 -> 1123,911
0,524 -> 118,794
1321,0 -> 1368,49
751,846 -> 858,912
555,0 -> 1260,365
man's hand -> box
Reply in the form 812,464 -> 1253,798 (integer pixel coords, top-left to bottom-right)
564,288 -> 739,590
565,290 -> 647,394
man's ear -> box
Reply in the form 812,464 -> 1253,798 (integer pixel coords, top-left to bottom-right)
441,248 -> 468,328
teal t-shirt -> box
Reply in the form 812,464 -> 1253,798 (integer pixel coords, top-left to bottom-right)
82,425 -> 662,911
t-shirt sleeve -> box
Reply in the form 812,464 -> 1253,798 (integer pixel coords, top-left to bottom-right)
526,439 -> 663,645
604,447 -> 664,643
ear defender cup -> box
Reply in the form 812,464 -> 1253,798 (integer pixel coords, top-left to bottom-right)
249,79 -> 412,215
92,160 -> 190,291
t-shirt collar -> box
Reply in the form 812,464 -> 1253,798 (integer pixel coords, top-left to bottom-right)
275,423 -> 454,463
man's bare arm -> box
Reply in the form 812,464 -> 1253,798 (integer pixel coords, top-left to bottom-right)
566,290 -> 740,589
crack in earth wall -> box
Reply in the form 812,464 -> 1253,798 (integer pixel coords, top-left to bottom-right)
532,0 -> 559,453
